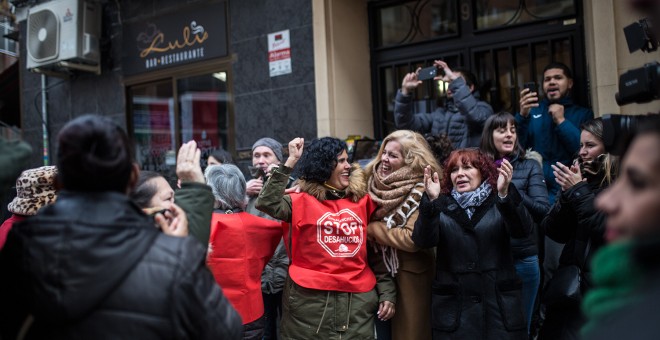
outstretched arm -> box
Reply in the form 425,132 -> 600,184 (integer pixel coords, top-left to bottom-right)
255,138 -> 304,222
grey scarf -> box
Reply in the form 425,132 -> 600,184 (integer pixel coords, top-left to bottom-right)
451,181 -> 492,219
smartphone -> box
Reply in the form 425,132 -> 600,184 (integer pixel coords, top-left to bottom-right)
417,66 -> 438,81
523,81 -> 537,94
249,166 -> 266,179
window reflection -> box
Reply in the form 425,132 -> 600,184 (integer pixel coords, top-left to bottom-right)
475,0 -> 576,30
376,0 -> 458,47
130,82 -> 176,173
177,72 -> 230,169
129,71 -> 231,175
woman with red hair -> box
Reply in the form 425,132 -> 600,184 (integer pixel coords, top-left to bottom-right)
412,148 -> 533,339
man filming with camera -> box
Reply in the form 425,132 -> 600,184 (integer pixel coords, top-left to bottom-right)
394,60 -> 494,148
516,62 -> 594,204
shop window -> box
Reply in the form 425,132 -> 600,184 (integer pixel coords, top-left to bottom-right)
177,72 -> 230,168
128,70 -> 232,180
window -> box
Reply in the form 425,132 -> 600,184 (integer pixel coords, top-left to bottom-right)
128,69 -> 232,179
369,0 -> 586,138
374,0 -> 458,48
475,0 -> 576,30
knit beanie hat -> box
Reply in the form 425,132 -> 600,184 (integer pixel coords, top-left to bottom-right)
251,137 -> 283,162
8,166 -> 58,216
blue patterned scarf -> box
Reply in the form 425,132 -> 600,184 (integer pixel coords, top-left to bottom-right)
451,181 -> 492,219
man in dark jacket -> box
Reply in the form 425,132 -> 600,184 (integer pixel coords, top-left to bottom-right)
515,62 -> 593,205
394,60 -> 494,148
0,115 -> 242,339
244,137 -> 292,339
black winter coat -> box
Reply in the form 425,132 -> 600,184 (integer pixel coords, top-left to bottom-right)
539,177 -> 608,340
0,191 -> 242,340
509,156 -> 550,259
542,179 -> 607,272
412,184 -> 532,340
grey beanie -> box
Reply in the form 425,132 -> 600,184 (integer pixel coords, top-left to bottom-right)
251,137 -> 283,162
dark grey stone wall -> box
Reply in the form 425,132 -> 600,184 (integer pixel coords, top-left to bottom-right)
230,0 -> 317,155
17,0 -> 316,168
6,0 -> 316,217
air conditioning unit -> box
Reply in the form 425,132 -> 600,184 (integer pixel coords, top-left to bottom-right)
26,0 -> 101,74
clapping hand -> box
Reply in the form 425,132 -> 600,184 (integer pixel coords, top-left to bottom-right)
497,159 -> 513,197
424,165 -> 441,200
552,161 -> 584,191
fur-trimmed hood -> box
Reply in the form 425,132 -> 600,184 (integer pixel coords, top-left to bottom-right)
297,163 -> 368,202
525,149 -> 543,167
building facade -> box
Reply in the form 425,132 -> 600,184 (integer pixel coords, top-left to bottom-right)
0,0 -> 658,216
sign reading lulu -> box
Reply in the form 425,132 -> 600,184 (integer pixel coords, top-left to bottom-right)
268,30 -> 292,77
122,1 -> 228,76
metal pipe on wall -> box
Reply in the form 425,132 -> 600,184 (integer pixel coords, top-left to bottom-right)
41,73 -> 49,165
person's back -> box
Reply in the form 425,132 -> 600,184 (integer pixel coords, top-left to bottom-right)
0,115 -> 242,340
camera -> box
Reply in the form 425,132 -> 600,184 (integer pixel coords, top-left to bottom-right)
601,113 -> 658,155
615,18 -> 660,106
615,62 -> 660,105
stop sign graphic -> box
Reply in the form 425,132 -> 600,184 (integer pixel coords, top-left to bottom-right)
316,209 -> 365,257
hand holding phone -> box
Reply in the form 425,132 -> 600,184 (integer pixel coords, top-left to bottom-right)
520,81 -> 539,117
523,82 -> 537,95
417,66 -> 438,81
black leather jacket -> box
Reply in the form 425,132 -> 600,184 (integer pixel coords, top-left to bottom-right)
0,191 -> 242,340
412,184 -> 532,339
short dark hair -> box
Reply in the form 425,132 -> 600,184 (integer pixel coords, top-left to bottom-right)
480,112 -> 525,159
452,67 -> 478,89
543,62 -> 573,79
293,137 -> 347,183
208,148 -> 233,164
57,115 -> 134,193
130,171 -> 163,208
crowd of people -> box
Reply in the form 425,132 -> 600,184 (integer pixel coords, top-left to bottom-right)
0,56 -> 659,340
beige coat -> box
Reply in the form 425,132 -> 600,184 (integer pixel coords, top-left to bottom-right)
369,208 -> 435,340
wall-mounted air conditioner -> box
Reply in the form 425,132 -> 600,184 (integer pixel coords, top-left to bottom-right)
26,0 -> 101,74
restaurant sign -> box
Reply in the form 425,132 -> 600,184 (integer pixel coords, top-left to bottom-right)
122,1 -> 228,76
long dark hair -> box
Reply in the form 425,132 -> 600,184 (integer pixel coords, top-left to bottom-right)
480,112 -> 525,159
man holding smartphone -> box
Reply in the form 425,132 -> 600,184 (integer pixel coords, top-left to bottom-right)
394,60 -> 494,148
515,62 -> 593,205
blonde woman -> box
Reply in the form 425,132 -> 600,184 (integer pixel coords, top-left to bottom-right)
365,130 -> 441,340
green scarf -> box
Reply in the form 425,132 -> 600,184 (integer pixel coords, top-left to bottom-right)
581,240 -> 643,337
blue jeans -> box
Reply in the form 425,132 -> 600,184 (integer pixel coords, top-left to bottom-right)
515,255 -> 541,334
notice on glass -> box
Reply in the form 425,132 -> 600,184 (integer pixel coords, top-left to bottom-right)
268,30 -> 292,77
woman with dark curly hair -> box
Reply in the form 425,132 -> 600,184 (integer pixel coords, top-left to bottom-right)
256,137 -> 396,340
412,148 -> 533,339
